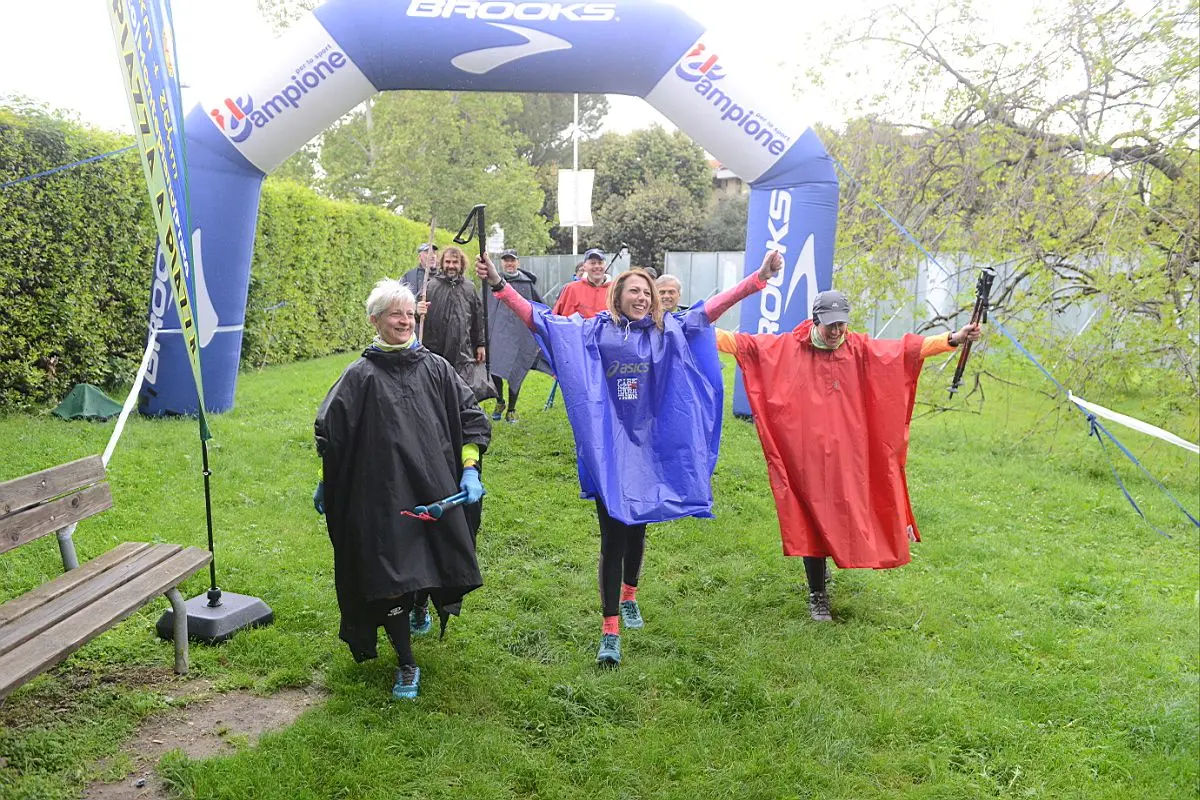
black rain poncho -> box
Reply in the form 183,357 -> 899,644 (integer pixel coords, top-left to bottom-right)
422,273 -> 496,402
485,269 -> 548,395
315,344 -> 491,661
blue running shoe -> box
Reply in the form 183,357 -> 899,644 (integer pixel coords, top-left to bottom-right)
619,599 -> 644,629
491,401 -> 505,422
392,665 -> 420,700
410,604 -> 432,636
596,633 -> 621,667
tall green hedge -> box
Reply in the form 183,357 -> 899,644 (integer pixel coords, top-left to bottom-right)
0,106 -> 154,411
0,105 -> 451,411
242,181 -> 452,369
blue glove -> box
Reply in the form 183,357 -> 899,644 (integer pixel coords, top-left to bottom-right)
313,481 -> 325,515
459,467 -> 485,504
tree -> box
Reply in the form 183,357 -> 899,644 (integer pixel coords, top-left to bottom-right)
591,178 -> 708,272
508,93 -> 609,167
702,195 -> 749,251
319,91 -> 551,254
545,125 -> 715,256
825,0 -> 1198,400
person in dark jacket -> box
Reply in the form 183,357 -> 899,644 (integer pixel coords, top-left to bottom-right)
486,249 -> 545,423
417,245 -> 494,403
314,278 -> 490,700
400,242 -> 438,296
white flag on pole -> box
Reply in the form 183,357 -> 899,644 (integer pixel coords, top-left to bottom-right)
558,168 -> 595,227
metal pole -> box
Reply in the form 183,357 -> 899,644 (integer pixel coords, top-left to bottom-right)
572,92 -> 579,256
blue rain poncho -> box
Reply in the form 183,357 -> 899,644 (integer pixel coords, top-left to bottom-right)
529,303 -> 723,525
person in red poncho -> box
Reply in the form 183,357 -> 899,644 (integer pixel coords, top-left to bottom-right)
716,289 -> 981,622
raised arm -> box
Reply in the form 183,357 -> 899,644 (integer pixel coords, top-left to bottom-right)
703,251 -> 784,323
476,255 -> 535,329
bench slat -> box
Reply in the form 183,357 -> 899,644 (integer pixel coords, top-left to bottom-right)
0,546 -> 212,699
0,484 -> 113,557
0,542 -> 152,626
0,544 -> 183,657
0,456 -> 105,516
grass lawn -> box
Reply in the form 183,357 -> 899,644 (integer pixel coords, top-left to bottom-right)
0,350 -> 1196,800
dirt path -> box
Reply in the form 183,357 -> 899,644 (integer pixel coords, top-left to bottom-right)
82,683 -> 323,799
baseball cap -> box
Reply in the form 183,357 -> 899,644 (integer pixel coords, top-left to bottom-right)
582,247 -> 606,262
812,290 -> 851,324
499,249 -> 519,259
417,242 -> 438,253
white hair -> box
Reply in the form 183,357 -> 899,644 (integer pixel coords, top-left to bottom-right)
365,279 -> 415,319
655,274 -> 682,290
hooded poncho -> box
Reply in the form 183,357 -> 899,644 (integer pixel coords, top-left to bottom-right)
529,303 -> 724,525
725,320 -> 944,568
315,344 -> 491,660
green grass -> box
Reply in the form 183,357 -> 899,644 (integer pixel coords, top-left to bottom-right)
1,352 -> 1196,800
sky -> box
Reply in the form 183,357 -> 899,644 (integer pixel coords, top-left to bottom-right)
0,0 -> 1042,140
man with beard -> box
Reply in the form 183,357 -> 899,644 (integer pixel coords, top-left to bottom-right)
416,245 -> 493,403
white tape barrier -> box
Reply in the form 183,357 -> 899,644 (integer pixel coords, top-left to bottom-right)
1069,391 -> 1199,455
102,328 -> 160,468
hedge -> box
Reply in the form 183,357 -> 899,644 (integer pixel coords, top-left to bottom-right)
0,105 -> 451,411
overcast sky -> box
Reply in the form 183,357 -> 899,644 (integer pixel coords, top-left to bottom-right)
0,0 -> 1040,139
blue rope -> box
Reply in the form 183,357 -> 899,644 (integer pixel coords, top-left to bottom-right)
833,156 -> 1199,534
0,145 -> 136,191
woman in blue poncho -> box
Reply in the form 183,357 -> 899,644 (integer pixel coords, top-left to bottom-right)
477,251 -> 782,667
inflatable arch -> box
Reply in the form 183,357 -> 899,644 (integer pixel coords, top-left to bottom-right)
143,0 -> 838,418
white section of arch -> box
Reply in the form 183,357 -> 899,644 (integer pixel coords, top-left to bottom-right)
643,30 -> 809,184
199,15 -> 375,174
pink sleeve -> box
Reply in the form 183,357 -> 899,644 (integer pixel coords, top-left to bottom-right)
703,271 -> 769,323
494,282 -> 535,329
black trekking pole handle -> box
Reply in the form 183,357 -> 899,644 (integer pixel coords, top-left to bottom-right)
454,204 -> 490,374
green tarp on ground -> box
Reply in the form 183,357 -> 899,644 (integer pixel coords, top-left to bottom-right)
52,384 -> 122,421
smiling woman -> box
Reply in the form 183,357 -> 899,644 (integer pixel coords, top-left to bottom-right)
477,249 -> 783,668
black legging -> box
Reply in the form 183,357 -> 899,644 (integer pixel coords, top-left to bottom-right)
376,598 -> 415,667
596,499 -> 646,618
804,556 -> 827,594
492,376 -> 519,412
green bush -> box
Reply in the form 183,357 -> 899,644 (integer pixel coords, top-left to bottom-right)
0,104 -> 452,411
240,180 -> 452,370
0,104 -> 153,410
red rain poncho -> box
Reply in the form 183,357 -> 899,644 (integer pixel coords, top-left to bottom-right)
724,320 -> 943,569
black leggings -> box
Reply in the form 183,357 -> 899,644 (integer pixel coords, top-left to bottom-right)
803,556 -> 827,594
492,376 -> 519,412
376,598 -> 415,667
596,499 -> 646,618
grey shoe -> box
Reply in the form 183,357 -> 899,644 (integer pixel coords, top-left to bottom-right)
808,591 -> 832,622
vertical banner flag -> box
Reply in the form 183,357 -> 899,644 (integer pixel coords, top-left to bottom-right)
107,0 -> 210,439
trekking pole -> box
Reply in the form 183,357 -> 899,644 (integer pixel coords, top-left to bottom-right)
948,267 -> 995,399
418,213 -> 435,341
454,204 -> 489,374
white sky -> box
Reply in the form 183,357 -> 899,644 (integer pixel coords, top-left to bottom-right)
0,0 -> 1041,139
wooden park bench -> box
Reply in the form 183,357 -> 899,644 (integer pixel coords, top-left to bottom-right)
0,455 -> 211,699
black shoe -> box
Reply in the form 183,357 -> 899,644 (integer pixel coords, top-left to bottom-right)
808,591 -> 832,622
491,400 -> 505,422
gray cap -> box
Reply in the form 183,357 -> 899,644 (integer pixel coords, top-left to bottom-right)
812,290 -> 850,324
499,249 -> 518,259
417,242 -> 438,253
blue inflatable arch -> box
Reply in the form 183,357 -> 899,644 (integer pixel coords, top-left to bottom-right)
145,0 -> 838,417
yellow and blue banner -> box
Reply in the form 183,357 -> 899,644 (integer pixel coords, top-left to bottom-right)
106,0 -> 210,439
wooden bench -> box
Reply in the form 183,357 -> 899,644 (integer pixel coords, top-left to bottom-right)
0,455 -> 211,699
